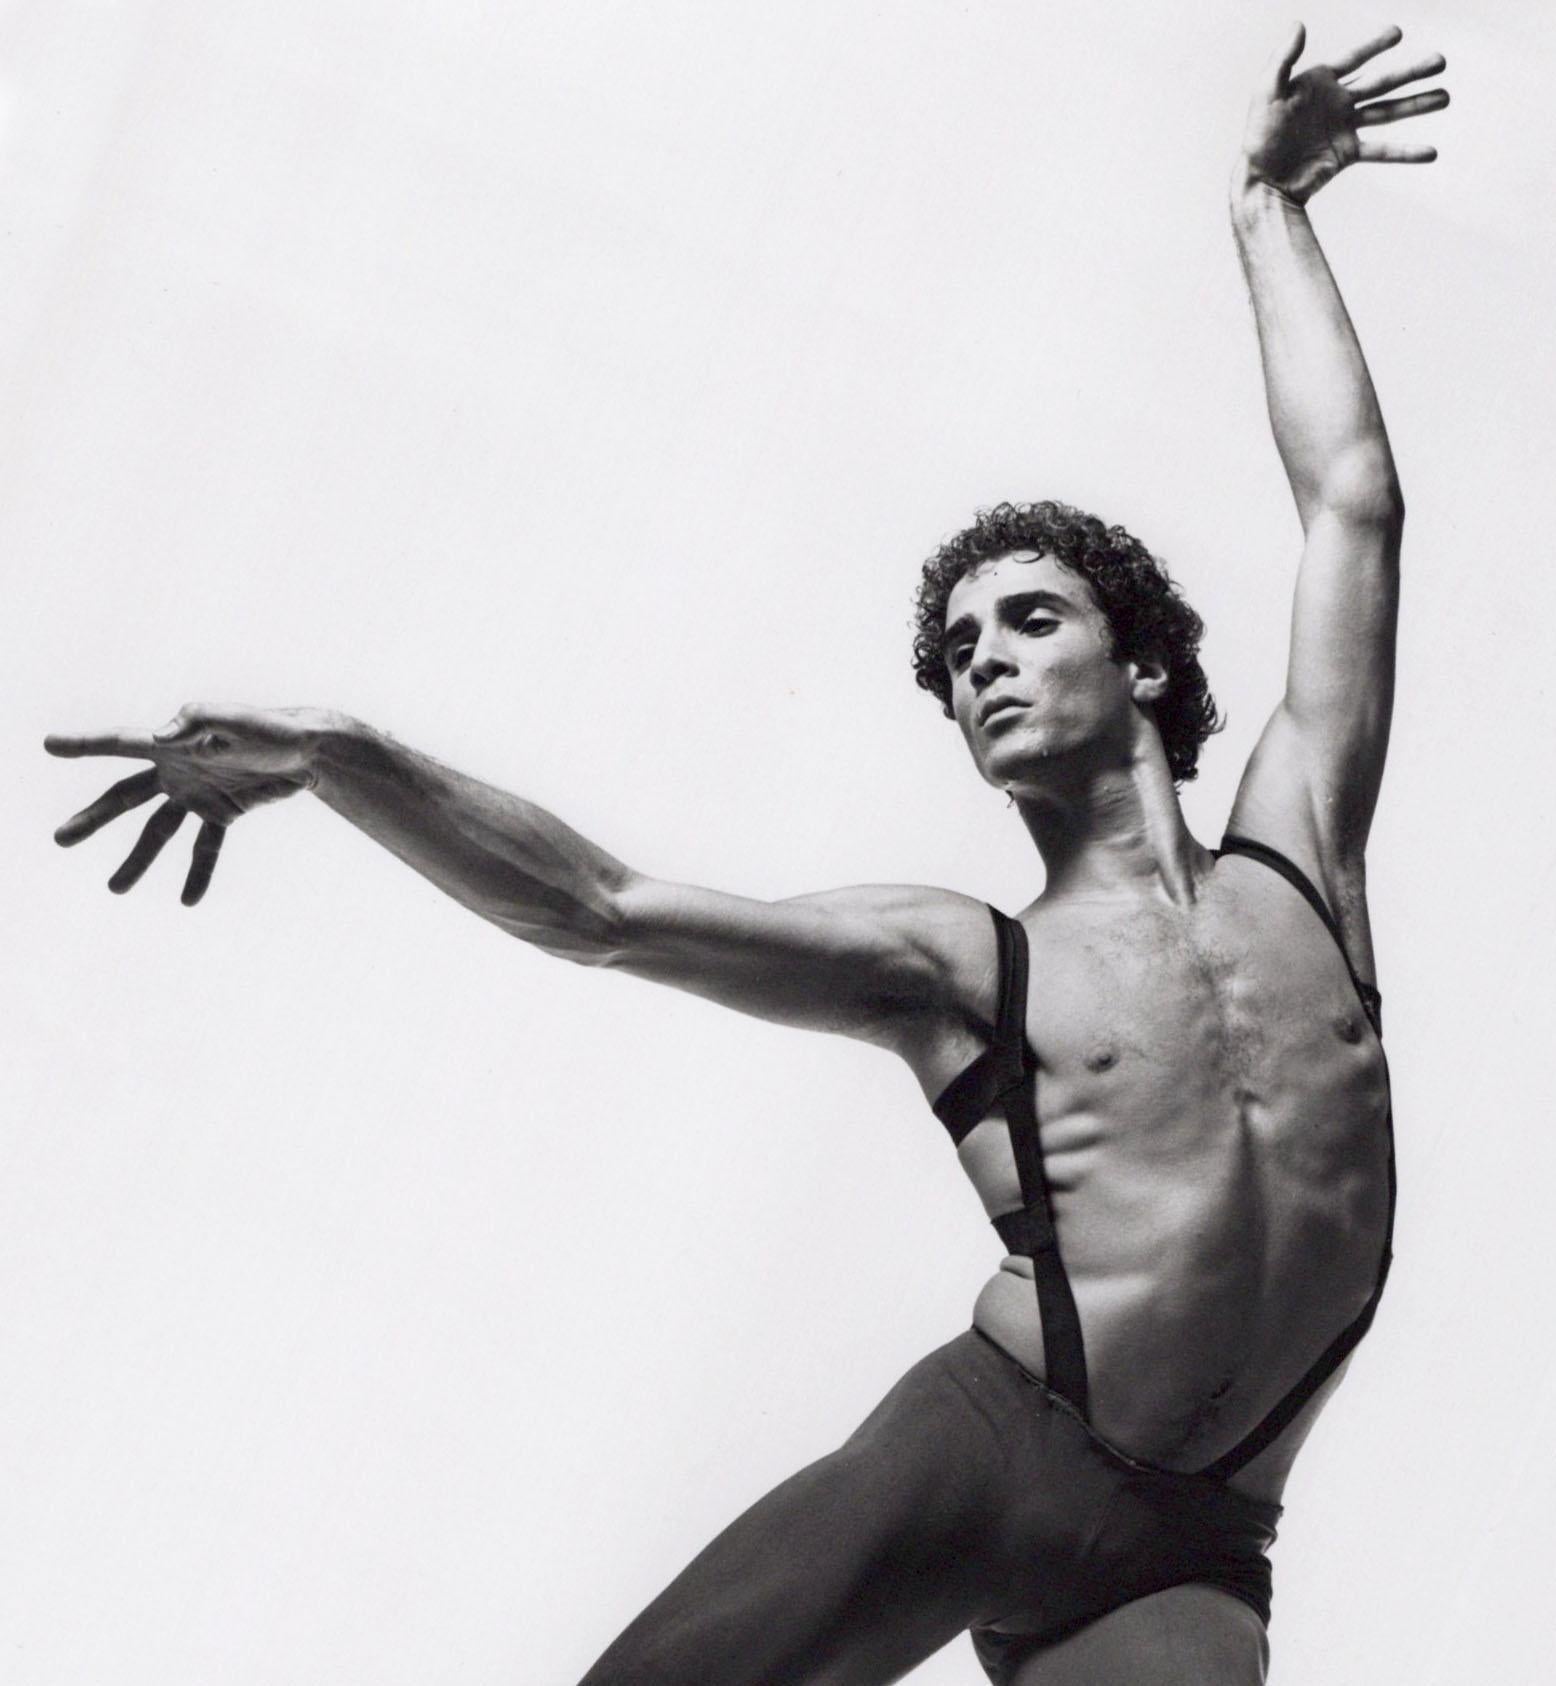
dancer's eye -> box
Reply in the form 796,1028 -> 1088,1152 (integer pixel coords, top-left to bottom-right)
1022,616 -> 1058,636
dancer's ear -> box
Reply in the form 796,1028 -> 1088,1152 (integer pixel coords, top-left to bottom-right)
1129,657 -> 1168,704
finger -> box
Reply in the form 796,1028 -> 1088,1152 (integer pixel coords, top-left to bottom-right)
1265,21 -> 1306,97
54,769 -> 161,846
181,821 -> 227,907
1356,136 -> 1438,163
1326,25 -> 1405,79
45,732 -> 159,760
1346,51 -> 1445,102
108,800 -> 189,894
1355,88 -> 1449,127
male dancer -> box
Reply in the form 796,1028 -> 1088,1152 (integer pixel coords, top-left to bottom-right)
48,24 -> 1446,1685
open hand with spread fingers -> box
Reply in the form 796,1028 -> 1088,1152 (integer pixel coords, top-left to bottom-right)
1242,22 -> 1449,204
46,705 -> 341,905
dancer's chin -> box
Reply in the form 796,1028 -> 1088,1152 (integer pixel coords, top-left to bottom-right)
982,736 -> 1065,791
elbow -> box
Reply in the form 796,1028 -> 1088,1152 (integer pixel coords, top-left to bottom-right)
511,921 -> 628,969
490,874 -> 637,968
1314,449 -> 1405,530
562,872 -> 639,968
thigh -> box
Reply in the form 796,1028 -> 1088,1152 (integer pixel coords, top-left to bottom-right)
578,1339 -> 1006,1686
1005,1586 -> 1270,1686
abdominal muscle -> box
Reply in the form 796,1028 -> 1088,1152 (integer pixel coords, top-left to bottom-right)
960,1051 -> 1391,1506
916,864 -> 1394,1505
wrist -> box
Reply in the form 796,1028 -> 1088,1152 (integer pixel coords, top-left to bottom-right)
1230,165 -> 1306,221
308,712 -> 381,791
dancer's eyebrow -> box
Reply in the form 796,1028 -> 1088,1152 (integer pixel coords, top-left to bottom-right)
941,590 -> 1074,657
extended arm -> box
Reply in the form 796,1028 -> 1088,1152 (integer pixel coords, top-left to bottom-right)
1226,24 -> 1446,871
313,718 -> 972,1037
47,705 -> 985,1048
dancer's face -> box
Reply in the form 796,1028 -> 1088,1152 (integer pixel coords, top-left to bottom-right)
942,552 -> 1156,793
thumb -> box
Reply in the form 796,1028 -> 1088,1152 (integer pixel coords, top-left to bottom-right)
1266,21 -> 1306,96
153,705 -> 204,744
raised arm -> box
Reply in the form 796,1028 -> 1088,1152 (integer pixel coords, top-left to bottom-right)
1224,24 -> 1447,886
46,705 -> 987,1055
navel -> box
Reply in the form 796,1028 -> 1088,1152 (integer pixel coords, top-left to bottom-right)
1334,1013 -> 1364,1044
1084,1046 -> 1118,1073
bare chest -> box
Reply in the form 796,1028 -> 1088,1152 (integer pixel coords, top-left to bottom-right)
1035,889 -> 1372,1099
943,872 -> 1388,1216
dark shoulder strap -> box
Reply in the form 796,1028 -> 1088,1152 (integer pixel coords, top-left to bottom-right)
1195,1256 -> 1391,1480
992,914 -> 1091,1415
929,907 -> 1091,1415
1217,833 -> 1382,1034
931,906 -> 1024,1142
1198,833 -> 1396,1479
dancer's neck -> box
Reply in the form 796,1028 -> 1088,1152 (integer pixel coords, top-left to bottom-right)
1011,748 -> 1207,908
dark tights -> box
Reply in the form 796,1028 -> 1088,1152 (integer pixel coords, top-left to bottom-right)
578,1331 -> 1277,1686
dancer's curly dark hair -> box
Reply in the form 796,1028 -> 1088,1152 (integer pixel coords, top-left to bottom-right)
911,501 -> 1222,784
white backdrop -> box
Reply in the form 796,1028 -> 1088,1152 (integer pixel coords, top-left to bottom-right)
5,2 -> 1553,1682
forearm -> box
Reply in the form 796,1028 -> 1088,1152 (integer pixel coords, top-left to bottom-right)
1231,173 -> 1402,528
309,718 -> 633,961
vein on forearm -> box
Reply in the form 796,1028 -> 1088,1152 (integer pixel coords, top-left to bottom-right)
312,724 -> 632,959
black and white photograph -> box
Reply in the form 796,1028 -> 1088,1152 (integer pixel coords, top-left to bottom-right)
8,2 -> 1551,1681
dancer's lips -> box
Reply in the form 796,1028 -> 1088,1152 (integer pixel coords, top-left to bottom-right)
978,695 -> 1026,728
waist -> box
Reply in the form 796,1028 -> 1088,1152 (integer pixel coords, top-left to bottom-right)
970,1255 -> 1354,1502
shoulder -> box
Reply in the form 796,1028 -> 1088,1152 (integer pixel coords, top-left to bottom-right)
776,883 -> 1008,1066
777,883 -> 999,999
829,887 -> 1023,1112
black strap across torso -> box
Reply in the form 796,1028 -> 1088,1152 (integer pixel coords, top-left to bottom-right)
932,905 -> 1090,1414
1196,834 -> 1395,1478
930,833 -> 1396,1479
